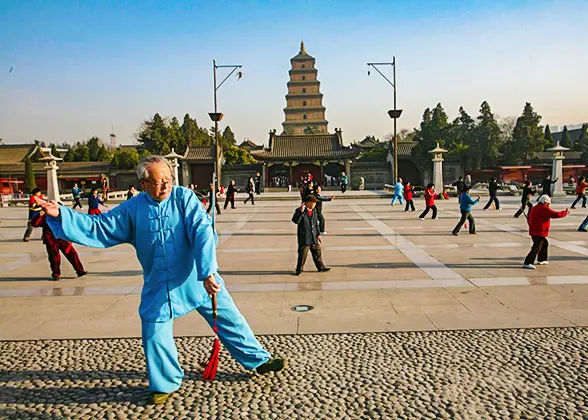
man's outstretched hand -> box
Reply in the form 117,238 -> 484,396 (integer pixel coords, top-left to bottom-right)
203,274 -> 221,295
35,197 -> 60,218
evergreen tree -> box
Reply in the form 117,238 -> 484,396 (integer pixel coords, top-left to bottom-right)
473,101 -> 501,169
221,126 -> 237,150
24,157 -> 37,193
560,126 -> 573,148
544,124 -> 555,149
223,146 -> 257,165
508,102 -> 544,164
63,148 -> 75,162
111,148 -> 141,169
74,144 -> 91,162
87,136 -> 102,161
50,143 -> 61,158
573,123 -> 588,153
168,116 -> 186,154
136,113 -> 170,154
97,145 -> 111,161
181,113 -> 210,147
448,107 -> 475,170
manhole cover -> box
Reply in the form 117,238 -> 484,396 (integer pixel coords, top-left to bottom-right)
291,305 -> 314,313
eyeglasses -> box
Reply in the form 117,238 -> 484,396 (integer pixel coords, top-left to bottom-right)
144,177 -> 175,188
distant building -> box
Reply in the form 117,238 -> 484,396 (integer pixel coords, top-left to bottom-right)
552,125 -> 586,146
237,140 -> 263,151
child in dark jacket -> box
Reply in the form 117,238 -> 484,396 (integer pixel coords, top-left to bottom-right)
88,188 -> 104,215
292,196 -> 330,276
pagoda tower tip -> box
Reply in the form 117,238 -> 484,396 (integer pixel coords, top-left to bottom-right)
300,41 -> 306,53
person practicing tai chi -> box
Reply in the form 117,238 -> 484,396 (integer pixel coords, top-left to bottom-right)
72,183 -> 83,209
452,176 -> 465,202
523,195 -> 570,269
483,177 -> 501,210
578,215 -> 588,232
312,184 -> 334,234
23,188 -> 43,242
244,177 -> 255,205
36,156 -> 285,404
391,177 -> 404,206
452,185 -> 480,236
292,195 -> 331,276
571,176 -> 587,209
207,184 -> 221,216
31,210 -> 87,280
419,183 -> 439,220
404,181 -> 415,212
541,174 -> 557,198
224,179 -> 237,210
88,188 -> 104,215
514,180 -> 536,218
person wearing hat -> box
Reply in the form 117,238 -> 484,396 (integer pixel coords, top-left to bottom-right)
452,185 -> 480,236
292,195 -> 331,276
523,195 -> 570,269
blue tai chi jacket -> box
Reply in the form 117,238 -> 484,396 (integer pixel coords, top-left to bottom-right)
47,186 -> 219,322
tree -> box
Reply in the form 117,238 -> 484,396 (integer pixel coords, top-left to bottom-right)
181,113 -> 210,147
24,157 -> 36,193
74,144 -> 90,162
223,146 -> 257,165
573,123 -> 588,153
97,145 -> 111,161
447,107 -> 475,170
136,113 -> 170,155
168,116 -> 186,154
544,124 -> 555,149
507,102 -> 544,164
472,101 -> 501,169
221,126 -> 237,151
50,144 -> 61,158
87,136 -> 102,161
357,144 -> 388,161
411,105 -> 449,172
111,148 -> 141,169
560,126 -> 573,148
63,148 -> 75,162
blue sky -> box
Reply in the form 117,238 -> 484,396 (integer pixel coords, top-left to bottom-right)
1,0 -> 587,147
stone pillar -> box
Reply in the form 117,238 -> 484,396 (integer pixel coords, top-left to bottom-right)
546,142 -> 569,197
181,161 -> 190,186
345,160 -> 352,190
164,149 -> 183,186
429,143 -> 448,195
40,147 -> 66,202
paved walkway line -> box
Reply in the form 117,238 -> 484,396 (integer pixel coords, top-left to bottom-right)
349,204 -> 470,284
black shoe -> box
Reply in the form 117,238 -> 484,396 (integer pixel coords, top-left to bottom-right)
256,356 -> 287,375
452,232 -> 458,236
579,228 -> 587,232
470,232 -> 477,235
294,271 -> 302,276
318,267 -> 331,273
571,206 -> 576,209
51,275 -> 60,281
77,271 -> 88,278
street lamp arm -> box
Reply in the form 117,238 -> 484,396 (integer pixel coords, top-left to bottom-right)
367,63 -> 395,87
215,65 -> 243,91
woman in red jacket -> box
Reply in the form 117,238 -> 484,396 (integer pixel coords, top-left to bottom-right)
523,195 -> 570,269
418,183 -> 438,220
404,181 -> 415,212
571,176 -> 587,209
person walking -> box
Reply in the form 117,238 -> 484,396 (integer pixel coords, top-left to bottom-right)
541,174 -> 558,197
254,172 -> 262,195
88,188 -> 104,215
31,209 -> 87,280
206,184 -> 221,216
340,172 -> 348,193
523,195 -> 570,269
292,196 -> 330,276
72,183 -> 83,209
452,185 -> 480,236
419,183 -> 439,220
224,180 -> 237,210
514,180 -> 536,218
571,176 -> 587,209
483,177 -> 501,210
391,178 -> 404,206
404,181 -> 415,212
312,185 -> 334,234
244,177 -> 255,205
23,188 -> 43,242
37,155 -> 286,404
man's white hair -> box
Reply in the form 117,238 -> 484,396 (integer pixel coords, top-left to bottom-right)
538,194 -> 551,204
136,155 -> 172,181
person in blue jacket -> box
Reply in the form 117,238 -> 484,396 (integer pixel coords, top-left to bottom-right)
391,177 -> 404,206
452,185 -> 481,236
37,155 -> 286,404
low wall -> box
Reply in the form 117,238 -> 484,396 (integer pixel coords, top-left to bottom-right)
221,164 -> 263,189
350,162 -> 392,189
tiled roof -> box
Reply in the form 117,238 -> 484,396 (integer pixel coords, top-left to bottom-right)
238,140 -> 263,150
0,143 -> 40,163
0,161 -> 113,175
397,141 -> 418,156
251,134 -> 359,161
184,145 -> 216,162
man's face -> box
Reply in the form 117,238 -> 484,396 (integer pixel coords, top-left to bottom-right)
140,162 -> 173,202
305,201 -> 317,210
34,191 -> 41,197
74,183 -> 78,187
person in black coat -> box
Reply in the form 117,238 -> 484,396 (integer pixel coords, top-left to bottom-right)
514,180 -> 536,218
292,196 -> 330,276
207,184 -> 221,215
224,180 -> 237,210
541,174 -> 558,197
452,176 -> 465,202
483,177 -> 501,210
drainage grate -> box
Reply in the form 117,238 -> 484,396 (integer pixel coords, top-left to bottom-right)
291,305 -> 314,313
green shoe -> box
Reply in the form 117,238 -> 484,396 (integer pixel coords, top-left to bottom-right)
256,355 -> 287,375
149,392 -> 172,405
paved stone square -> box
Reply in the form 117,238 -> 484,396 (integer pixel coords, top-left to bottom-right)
1,192 -> 587,418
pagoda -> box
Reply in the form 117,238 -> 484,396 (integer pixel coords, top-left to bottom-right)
282,42 -> 328,135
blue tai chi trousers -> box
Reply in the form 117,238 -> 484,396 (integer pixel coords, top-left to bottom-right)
142,285 -> 271,393
391,194 -> 404,205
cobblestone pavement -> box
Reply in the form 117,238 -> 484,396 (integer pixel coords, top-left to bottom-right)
1,328 -> 586,419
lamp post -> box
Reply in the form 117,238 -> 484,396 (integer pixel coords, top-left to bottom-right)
210,59 -> 243,190
367,57 -> 403,180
